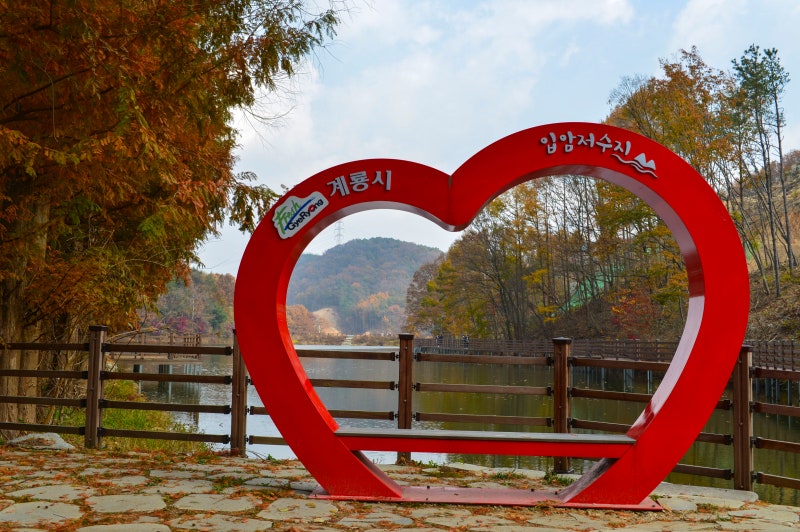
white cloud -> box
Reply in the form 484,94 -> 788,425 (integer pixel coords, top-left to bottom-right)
670,0 -> 747,56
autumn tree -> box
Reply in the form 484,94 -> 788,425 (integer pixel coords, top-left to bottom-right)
422,254 -> 495,338
404,257 -> 443,335
406,176 -> 688,341
594,182 -> 688,338
608,46 -> 794,297
286,305 -> 324,341
139,270 -> 236,339
606,47 -> 742,219
0,1 -> 340,429
732,45 -> 793,293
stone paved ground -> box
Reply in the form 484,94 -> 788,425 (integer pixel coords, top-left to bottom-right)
1,445 -> 799,531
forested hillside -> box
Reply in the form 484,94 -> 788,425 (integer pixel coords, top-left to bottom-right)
139,270 -> 235,341
144,238 -> 442,341
287,238 -> 443,335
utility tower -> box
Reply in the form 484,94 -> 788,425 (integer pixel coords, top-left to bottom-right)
334,220 -> 344,247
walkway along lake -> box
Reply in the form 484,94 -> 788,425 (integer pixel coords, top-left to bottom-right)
114,344 -> 800,507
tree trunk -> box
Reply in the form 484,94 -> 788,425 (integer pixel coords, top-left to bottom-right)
774,95 -> 794,272
0,277 -> 22,437
19,199 -> 49,426
0,193 -> 49,437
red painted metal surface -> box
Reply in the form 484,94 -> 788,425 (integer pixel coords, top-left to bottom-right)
311,485 -> 662,510
335,428 -> 634,457
234,122 -> 749,507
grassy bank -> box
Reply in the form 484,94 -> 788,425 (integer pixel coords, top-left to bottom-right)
57,378 -> 207,453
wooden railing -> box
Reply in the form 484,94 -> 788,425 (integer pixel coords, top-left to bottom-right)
2,328 -> 800,494
0,326 -> 240,450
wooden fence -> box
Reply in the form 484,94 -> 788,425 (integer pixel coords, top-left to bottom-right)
2,328 -> 800,494
0,326 -> 241,449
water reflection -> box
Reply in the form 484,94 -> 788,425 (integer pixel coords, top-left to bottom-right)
115,349 -> 800,505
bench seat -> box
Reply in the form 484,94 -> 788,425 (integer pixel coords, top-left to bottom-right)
335,427 -> 635,458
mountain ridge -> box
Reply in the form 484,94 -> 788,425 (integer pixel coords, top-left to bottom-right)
287,237 -> 443,335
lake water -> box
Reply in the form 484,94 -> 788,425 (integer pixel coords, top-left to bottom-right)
115,347 -> 800,506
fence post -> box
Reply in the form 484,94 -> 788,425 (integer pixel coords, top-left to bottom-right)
396,333 -> 414,464
85,325 -> 108,449
733,344 -> 754,491
230,331 -> 248,457
552,337 -> 572,474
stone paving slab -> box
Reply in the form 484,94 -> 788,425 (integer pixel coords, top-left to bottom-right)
168,513 -> 272,531
77,525 -> 171,532
86,494 -> 167,513
173,493 -> 260,513
0,500 -> 83,527
149,469 -> 199,479
256,497 -> 338,521
5,484 -> 94,501
142,478 -> 215,495
1,446 -> 800,530
100,475 -> 149,488
337,511 -> 415,528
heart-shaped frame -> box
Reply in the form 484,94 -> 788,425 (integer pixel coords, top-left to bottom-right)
234,123 -> 749,507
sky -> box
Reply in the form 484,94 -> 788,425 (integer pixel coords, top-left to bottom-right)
198,0 -> 800,276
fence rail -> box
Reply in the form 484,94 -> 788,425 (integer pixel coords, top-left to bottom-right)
3,330 -> 800,495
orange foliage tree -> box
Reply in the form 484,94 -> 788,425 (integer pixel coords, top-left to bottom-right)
0,1 -> 340,426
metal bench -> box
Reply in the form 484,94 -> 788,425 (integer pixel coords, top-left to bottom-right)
335,427 -> 635,458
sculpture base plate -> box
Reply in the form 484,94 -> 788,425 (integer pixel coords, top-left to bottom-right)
310,485 -> 661,510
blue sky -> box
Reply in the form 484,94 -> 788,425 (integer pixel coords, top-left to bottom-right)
199,0 -> 800,275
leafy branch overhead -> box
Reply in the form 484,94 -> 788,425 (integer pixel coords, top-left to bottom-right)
229,172 -> 278,233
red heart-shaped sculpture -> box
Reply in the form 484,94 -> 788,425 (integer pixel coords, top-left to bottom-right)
234,123 -> 749,506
